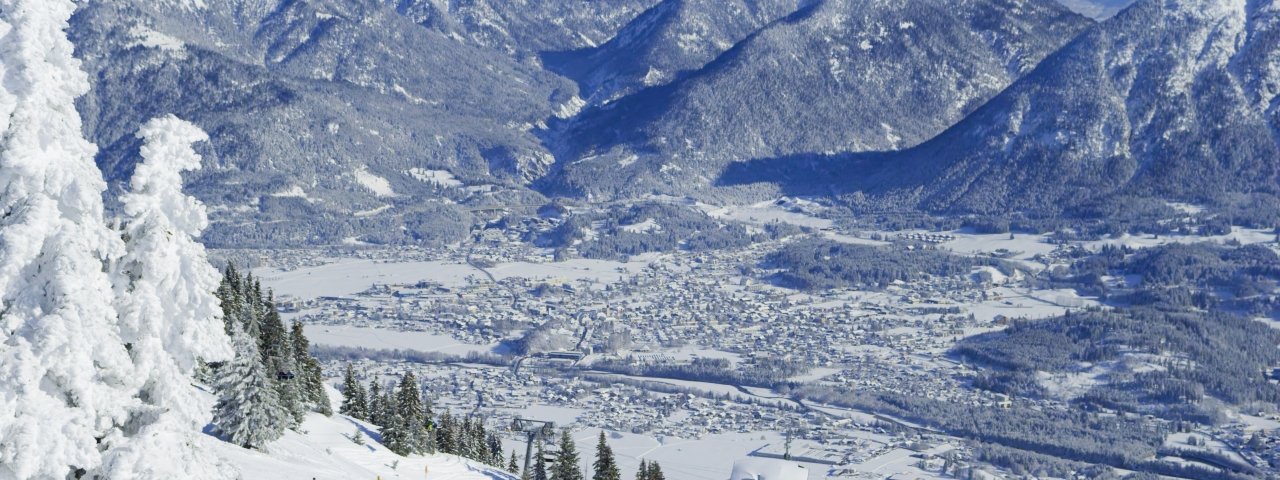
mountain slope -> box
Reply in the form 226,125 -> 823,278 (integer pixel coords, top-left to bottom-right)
379,0 -> 662,56
540,0 -> 1092,201
830,0 -> 1280,215
71,0 -> 578,247
542,0 -> 802,106
205,386 -> 512,479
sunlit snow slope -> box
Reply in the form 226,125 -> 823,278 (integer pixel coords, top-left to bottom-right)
203,387 -> 514,480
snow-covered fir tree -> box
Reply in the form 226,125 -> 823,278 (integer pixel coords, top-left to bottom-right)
368,380 -> 387,426
533,439 -> 550,480
0,0 -> 144,476
436,411 -> 457,453
339,363 -> 368,420
212,324 -> 287,450
381,406 -> 409,455
216,265 -> 246,334
98,115 -> 234,477
256,292 -> 304,426
291,320 -> 332,415
551,429 -> 584,480
391,371 -> 429,454
592,432 -> 620,480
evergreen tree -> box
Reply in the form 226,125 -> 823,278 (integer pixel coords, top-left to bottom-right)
381,388 -> 397,430
212,325 -> 287,450
0,0 -> 136,474
99,115 -> 235,478
488,432 -> 504,466
645,462 -> 664,480
393,371 -> 428,454
592,432 -> 620,480
339,363 -> 367,420
436,411 -> 456,454
635,460 -> 647,480
261,294 -> 304,427
462,416 -> 484,459
533,439 -> 550,480
352,427 -> 365,445
509,450 -> 521,473
291,321 -> 331,415
368,380 -> 385,426
239,277 -> 263,341
381,407 -> 407,455
217,265 -> 245,335
274,332 -> 305,428
551,429 -> 584,480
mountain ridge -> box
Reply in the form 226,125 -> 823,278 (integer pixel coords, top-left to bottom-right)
540,0 -> 1093,202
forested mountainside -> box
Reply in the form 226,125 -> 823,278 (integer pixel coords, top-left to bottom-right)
540,0 -> 1091,200
71,0 -> 576,246
725,0 -> 1280,221
69,0 -> 1100,247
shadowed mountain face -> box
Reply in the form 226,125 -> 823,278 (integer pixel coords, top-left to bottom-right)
71,0 -> 1094,246
78,0 -> 1279,245
541,0 -> 804,106
73,0 -> 586,246
538,0 -> 1092,201
723,0 -> 1280,216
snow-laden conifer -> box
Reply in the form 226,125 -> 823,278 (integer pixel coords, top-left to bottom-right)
99,115 -> 233,478
213,324 -> 287,450
0,0 -> 134,476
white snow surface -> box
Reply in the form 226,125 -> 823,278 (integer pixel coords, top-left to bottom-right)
127,25 -> 186,52
354,166 -> 397,197
206,386 -> 512,480
406,167 -> 464,188
730,458 -> 809,480
619,217 -> 662,233
304,325 -> 501,356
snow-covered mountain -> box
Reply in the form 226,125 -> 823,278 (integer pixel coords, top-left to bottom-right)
67,0 -> 1095,247
71,0 -> 581,247
539,0 -> 1092,201
541,0 -> 802,106
779,0 -> 1280,216
67,0 -> 1280,244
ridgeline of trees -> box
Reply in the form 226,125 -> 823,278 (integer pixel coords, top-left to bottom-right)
794,385 -> 1165,465
956,306 -> 1280,418
1057,242 -> 1280,313
764,238 -> 1009,290
790,386 -> 1252,479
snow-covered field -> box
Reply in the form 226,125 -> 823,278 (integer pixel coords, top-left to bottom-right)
701,200 -> 833,229
256,259 -> 480,298
256,257 -> 647,300
1081,227 -> 1276,250
304,325 -> 502,356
